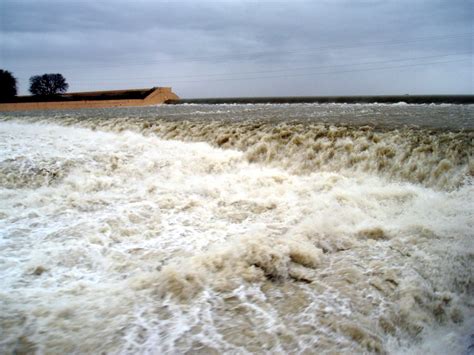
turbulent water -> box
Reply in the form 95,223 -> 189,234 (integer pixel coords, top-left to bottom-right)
0,103 -> 473,354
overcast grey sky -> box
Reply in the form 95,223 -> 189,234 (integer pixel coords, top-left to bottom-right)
1,0 -> 472,97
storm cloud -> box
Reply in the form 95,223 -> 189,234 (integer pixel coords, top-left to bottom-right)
1,0 -> 472,97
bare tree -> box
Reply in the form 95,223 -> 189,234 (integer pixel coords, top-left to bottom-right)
29,73 -> 69,96
0,69 -> 18,101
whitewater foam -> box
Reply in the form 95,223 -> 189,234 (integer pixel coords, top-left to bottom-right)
0,114 -> 472,353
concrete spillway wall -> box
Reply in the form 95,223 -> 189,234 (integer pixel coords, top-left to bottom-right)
0,87 -> 179,112
172,95 -> 474,105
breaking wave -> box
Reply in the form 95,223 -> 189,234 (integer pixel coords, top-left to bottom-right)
1,111 -> 472,190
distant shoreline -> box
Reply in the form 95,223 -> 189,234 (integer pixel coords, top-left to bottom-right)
171,95 -> 474,105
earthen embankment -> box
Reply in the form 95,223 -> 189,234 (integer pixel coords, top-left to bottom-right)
0,87 -> 179,112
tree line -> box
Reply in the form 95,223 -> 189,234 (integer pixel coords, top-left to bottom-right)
0,69 -> 69,101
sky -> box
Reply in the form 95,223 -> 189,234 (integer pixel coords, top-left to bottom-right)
1,0 -> 473,97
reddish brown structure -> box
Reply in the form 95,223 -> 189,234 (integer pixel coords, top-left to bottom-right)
0,87 -> 179,112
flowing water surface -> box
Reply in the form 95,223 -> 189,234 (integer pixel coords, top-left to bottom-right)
0,103 -> 473,354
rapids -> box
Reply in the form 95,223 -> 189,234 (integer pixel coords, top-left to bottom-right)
0,104 -> 473,354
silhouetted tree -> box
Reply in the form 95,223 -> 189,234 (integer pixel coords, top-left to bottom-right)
0,69 -> 18,101
29,73 -> 68,96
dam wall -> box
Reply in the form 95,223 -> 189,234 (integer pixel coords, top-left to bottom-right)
0,87 -> 179,112
172,95 -> 474,105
